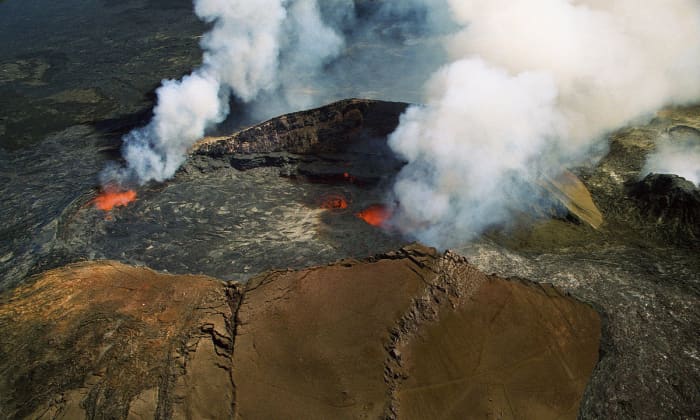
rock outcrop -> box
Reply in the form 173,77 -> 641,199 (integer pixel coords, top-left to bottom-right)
0,246 -> 601,419
188,99 -> 409,186
0,261 -> 239,419
628,173 -> 700,240
193,98 -> 408,157
234,245 -> 600,419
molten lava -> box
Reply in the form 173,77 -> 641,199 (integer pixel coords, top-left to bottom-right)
356,204 -> 391,227
320,194 -> 349,210
343,172 -> 357,183
94,189 -> 137,211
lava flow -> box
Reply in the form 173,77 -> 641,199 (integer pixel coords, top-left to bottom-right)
356,204 -> 391,227
319,193 -> 349,210
94,189 -> 137,211
343,172 -> 357,183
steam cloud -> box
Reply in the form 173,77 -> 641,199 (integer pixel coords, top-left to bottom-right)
102,0 -> 346,185
102,0 -> 700,249
388,0 -> 700,246
643,130 -> 700,185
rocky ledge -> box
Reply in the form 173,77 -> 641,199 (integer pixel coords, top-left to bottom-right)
193,98 -> 408,156
189,98 -> 410,185
0,245 -> 600,419
628,173 -> 700,241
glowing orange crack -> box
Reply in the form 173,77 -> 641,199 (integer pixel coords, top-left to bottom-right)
319,193 -> 349,210
356,204 -> 391,227
94,189 -> 137,211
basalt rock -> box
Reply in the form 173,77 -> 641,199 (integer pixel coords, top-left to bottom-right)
193,98 -> 408,156
628,173 -> 700,240
190,99 -> 409,186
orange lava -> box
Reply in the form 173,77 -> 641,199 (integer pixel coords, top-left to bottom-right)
320,194 -> 349,210
94,189 -> 137,211
356,204 -> 391,227
343,172 -> 358,184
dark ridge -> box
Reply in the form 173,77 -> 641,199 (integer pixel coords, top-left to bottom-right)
628,173 -> 700,241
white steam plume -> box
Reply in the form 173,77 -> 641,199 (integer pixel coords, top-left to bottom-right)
102,0 -> 344,186
388,0 -> 700,247
643,130 -> 700,186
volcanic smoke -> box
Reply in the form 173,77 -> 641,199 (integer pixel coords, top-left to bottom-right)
388,0 -> 700,247
644,131 -> 700,186
99,0 -> 700,244
100,0 -> 344,187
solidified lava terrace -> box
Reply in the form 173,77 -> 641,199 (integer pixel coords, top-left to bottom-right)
62,165 -> 404,281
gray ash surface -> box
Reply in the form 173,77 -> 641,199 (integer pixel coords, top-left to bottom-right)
0,100 -> 411,290
58,165 -> 404,283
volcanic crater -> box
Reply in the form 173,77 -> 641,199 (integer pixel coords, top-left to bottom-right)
1,99 -> 699,419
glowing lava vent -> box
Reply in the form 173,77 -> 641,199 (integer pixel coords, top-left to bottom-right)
356,204 -> 391,227
94,188 -> 137,211
319,193 -> 349,210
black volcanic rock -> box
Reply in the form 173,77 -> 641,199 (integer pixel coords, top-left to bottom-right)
190,98 -> 409,184
193,98 -> 409,156
628,173 -> 700,240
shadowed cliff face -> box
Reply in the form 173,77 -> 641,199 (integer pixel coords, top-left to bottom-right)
0,245 -> 600,419
194,98 -> 409,157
